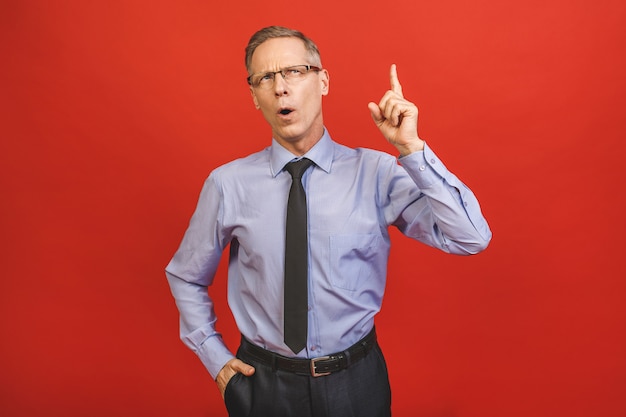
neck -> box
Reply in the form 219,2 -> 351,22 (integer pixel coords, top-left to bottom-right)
274,125 -> 324,156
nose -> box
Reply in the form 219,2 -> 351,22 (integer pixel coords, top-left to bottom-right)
273,72 -> 289,97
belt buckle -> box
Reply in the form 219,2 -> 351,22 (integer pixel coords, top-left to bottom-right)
310,356 -> 331,377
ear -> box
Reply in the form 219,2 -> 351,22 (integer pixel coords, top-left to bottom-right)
320,69 -> 330,96
250,86 -> 260,109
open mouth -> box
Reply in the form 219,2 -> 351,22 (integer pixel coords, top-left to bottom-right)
278,108 -> 294,115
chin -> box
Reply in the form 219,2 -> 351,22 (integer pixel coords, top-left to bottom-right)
275,126 -> 305,141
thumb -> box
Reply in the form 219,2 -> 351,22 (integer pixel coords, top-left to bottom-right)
232,359 -> 255,376
368,102 -> 384,125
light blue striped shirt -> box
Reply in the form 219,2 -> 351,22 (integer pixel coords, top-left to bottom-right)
165,129 -> 491,378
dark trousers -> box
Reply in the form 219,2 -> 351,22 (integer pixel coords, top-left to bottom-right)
224,340 -> 392,417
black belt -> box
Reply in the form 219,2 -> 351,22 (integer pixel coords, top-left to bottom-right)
239,328 -> 377,377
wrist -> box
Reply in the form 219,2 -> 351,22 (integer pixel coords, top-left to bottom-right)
397,138 -> 425,157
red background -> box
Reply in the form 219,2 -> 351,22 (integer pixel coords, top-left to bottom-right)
1,1 -> 625,416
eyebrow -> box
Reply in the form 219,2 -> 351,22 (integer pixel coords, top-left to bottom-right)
255,64 -> 306,73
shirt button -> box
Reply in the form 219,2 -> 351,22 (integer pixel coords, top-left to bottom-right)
310,345 -> 317,351
430,158 -> 436,164
419,165 -> 426,171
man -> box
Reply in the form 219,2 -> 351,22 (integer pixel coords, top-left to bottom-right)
166,26 -> 491,417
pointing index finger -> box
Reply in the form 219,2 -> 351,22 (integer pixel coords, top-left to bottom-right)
390,64 -> 403,97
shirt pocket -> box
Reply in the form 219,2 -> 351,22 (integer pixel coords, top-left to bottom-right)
329,233 -> 384,291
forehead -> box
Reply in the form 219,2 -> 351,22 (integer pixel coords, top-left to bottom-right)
250,37 -> 309,73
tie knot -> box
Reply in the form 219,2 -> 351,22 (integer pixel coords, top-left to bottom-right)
285,158 -> 313,179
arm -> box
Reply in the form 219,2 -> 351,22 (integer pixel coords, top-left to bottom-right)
370,65 -> 491,253
165,174 -> 254,395
395,144 -> 491,254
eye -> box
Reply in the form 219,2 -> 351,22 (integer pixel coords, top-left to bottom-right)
260,73 -> 274,81
288,67 -> 305,75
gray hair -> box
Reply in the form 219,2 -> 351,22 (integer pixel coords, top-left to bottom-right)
245,26 -> 322,73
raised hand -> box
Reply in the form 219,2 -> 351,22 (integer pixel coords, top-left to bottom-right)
368,64 -> 425,156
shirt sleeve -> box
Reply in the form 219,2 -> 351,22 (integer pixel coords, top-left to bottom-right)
394,142 -> 492,254
165,173 -> 235,379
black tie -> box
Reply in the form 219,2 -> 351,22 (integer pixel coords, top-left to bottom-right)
283,158 -> 314,354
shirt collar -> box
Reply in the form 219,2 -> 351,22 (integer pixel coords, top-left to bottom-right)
269,128 -> 334,177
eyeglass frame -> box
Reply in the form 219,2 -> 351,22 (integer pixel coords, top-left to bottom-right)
247,64 -> 322,88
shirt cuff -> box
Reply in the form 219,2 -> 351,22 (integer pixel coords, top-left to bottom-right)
398,142 -> 449,189
195,334 -> 236,379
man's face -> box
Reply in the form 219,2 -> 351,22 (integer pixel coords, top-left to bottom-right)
249,37 -> 329,153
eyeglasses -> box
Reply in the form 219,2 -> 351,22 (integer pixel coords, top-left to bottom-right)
247,65 -> 322,89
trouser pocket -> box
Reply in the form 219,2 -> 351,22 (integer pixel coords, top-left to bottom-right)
224,372 -> 253,417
